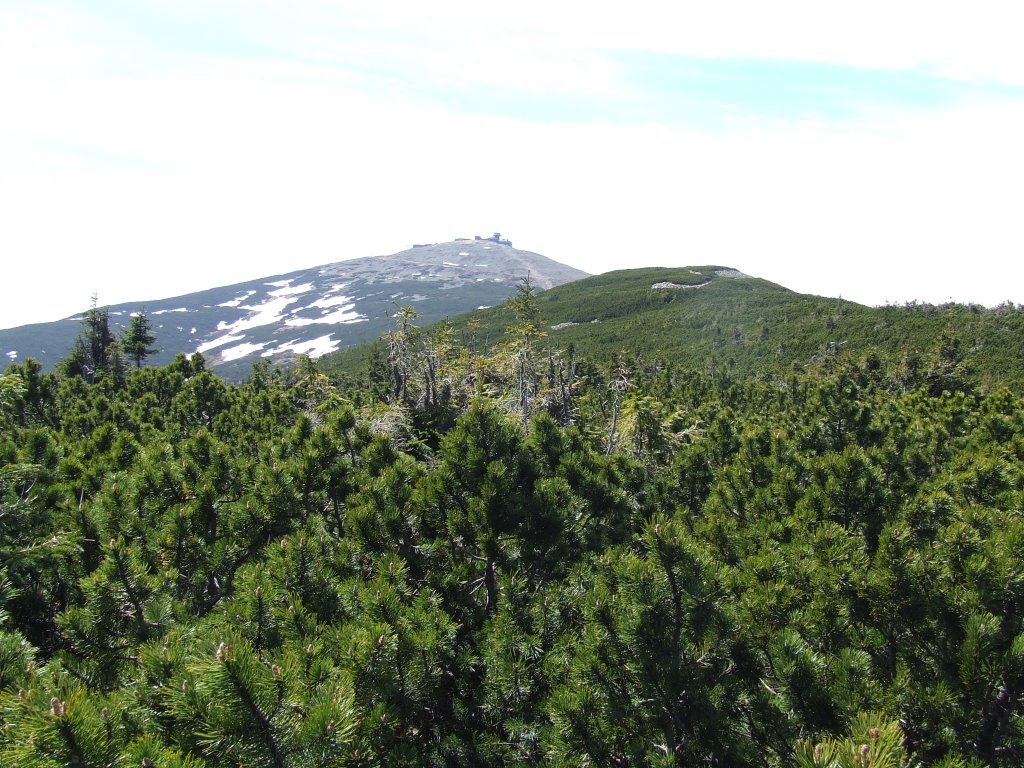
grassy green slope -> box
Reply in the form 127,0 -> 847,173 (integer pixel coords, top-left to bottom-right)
321,265 -> 1024,390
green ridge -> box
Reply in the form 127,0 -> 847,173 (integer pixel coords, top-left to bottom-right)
322,265 -> 1024,391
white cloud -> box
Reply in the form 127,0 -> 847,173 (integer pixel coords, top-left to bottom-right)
289,1 -> 1024,86
1,1 -> 1023,331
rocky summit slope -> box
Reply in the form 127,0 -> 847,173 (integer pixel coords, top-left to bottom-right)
0,239 -> 588,379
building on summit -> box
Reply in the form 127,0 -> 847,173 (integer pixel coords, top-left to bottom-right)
475,232 -> 512,246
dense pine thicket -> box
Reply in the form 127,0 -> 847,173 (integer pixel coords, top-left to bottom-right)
2,287 -> 1024,767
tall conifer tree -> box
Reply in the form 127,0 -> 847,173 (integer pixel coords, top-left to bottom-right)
123,309 -> 158,368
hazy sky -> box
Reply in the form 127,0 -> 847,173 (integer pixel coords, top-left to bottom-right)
3,1 -> 1024,330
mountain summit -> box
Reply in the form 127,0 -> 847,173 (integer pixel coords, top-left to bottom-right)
0,239 -> 588,379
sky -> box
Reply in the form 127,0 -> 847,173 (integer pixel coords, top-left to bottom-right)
2,1 -> 1024,330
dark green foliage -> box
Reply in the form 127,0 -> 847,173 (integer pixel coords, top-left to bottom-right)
6,290 -> 1024,767
61,297 -> 126,385
123,309 -> 159,369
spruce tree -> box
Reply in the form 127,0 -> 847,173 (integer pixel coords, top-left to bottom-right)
60,295 -> 121,383
123,309 -> 158,368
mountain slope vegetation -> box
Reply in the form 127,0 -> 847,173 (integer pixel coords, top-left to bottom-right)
322,265 -> 1024,393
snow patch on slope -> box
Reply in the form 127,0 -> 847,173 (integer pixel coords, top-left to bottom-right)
220,342 -> 268,361
217,296 -> 297,334
197,333 -> 246,354
218,291 -> 256,308
263,335 -> 339,358
303,295 -> 356,311
285,304 -> 365,326
268,281 -> 313,297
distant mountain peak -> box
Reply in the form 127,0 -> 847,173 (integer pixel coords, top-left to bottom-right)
332,239 -> 581,291
0,240 -> 588,379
